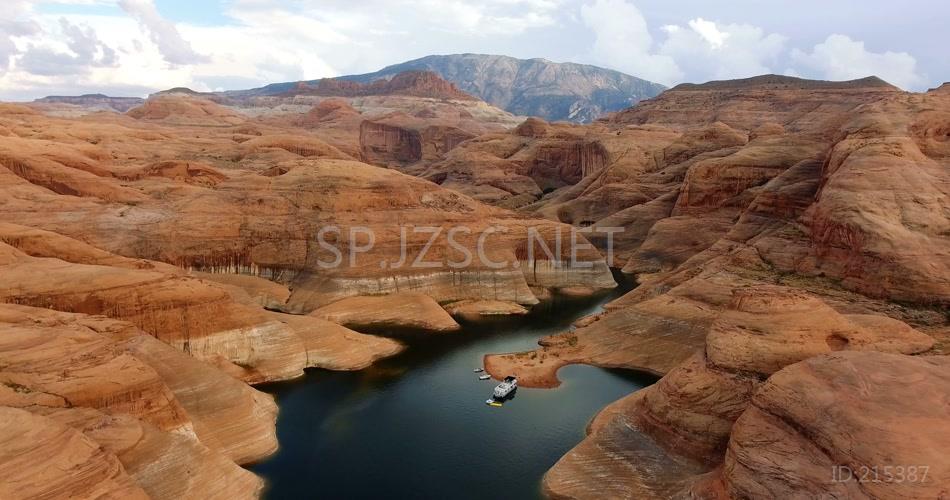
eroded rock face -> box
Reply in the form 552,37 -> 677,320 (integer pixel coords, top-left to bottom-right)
0,305 -> 274,499
0,304 -> 280,464
0,306 -> 194,434
360,118 -> 424,164
359,112 -> 484,167
0,103 -> 616,316
600,75 -> 948,305
526,139 -> 610,191
443,299 -> 528,320
636,286 -> 932,462
540,287 -> 936,500
415,118 -> 624,208
699,352 -> 950,499
0,238 -> 310,383
0,407 -> 149,500
37,407 -> 264,500
311,293 -> 461,333
127,95 -> 247,126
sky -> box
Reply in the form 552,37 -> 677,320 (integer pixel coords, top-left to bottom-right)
0,0 -> 946,101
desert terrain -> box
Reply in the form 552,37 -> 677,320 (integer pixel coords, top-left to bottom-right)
0,68 -> 947,499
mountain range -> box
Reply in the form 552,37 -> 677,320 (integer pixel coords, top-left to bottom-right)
227,54 -> 666,123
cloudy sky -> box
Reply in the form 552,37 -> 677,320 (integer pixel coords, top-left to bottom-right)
0,0 -> 946,100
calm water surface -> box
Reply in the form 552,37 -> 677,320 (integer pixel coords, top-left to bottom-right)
252,272 -> 655,499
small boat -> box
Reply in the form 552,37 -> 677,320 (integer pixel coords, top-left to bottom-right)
485,399 -> 503,407
478,374 -> 491,380
473,368 -> 484,373
492,376 -> 518,399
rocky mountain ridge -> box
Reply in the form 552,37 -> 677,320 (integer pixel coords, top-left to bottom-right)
230,54 -> 666,123
33,93 -> 144,112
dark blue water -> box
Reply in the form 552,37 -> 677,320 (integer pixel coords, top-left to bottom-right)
251,273 -> 654,499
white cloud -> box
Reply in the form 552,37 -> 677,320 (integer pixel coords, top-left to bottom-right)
575,1 -> 926,90
0,10 -> 197,99
580,0 -> 682,85
659,19 -> 786,82
0,0 -> 938,100
579,1 -> 787,86
687,18 -> 728,49
0,1 -> 39,74
118,0 -> 209,65
17,18 -> 117,76
789,34 -> 925,90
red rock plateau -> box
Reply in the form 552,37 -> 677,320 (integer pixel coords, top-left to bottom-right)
31,94 -> 145,116
482,75 -> 950,498
0,77 -> 613,497
289,70 -> 477,101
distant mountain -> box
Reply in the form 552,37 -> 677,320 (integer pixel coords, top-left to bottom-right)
33,94 -> 144,112
231,54 -> 667,123
669,74 -> 896,91
348,55 -> 667,123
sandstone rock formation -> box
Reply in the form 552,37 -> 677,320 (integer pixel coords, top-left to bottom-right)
694,352 -> 950,499
0,101 -> 615,313
0,305 -> 271,499
0,407 -> 149,499
127,95 -> 247,126
289,70 -> 476,101
311,293 -> 461,333
482,75 -> 949,499
443,299 -> 528,320
489,75 -> 947,380
0,83 -> 620,498
541,287 -> 935,499
412,117 -> 632,208
359,113 -> 479,166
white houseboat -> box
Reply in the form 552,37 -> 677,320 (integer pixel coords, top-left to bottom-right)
492,376 -> 518,399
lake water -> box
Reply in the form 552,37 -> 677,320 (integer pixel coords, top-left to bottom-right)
251,272 -> 655,499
